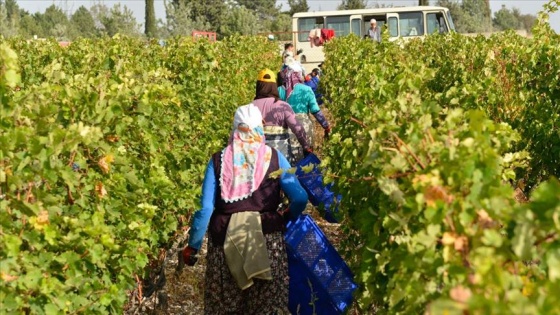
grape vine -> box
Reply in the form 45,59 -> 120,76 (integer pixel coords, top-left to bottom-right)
320,1 -> 560,314
0,35 -> 278,313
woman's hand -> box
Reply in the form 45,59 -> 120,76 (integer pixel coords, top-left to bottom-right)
324,126 -> 331,140
278,205 -> 294,224
178,246 -> 199,269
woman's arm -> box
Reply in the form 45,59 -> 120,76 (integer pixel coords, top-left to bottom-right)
187,158 -> 216,250
312,110 -> 330,130
278,152 -> 308,218
305,88 -> 328,130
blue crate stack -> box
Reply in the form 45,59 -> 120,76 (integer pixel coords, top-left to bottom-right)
285,215 -> 357,315
295,153 -> 342,223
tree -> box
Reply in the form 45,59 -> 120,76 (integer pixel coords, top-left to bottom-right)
160,0 -> 209,37
512,8 -> 537,34
0,0 -> 19,37
236,0 -> 279,18
35,5 -> 69,39
371,2 -> 394,8
438,0 -> 492,33
91,4 -> 141,37
2,0 -> 19,21
337,0 -> 368,10
493,5 -> 521,31
219,6 -> 260,37
483,0 -> 491,24
70,6 -> 96,38
145,0 -> 157,37
18,11 -> 42,38
171,0 -> 224,31
261,12 -> 292,41
288,0 -> 309,16
461,0 -> 492,33
436,0 -> 464,31
419,0 -> 429,5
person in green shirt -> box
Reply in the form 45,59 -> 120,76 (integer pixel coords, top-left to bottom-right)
278,56 -> 331,163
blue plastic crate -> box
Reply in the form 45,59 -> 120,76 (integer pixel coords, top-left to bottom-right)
323,194 -> 342,224
285,215 -> 357,315
296,154 -> 341,223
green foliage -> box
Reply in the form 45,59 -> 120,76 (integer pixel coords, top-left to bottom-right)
516,12 -> 537,34
0,35 -> 279,313
18,14 -> 42,38
1,0 -> 18,18
0,0 -> 19,37
41,5 -> 69,39
219,6 -> 261,37
90,4 -> 141,37
265,13 -> 292,35
172,0 -> 224,32
287,0 -> 309,16
320,2 -> 560,313
337,0 -> 367,10
415,32 -> 559,191
160,0 -> 210,38
236,0 -> 279,18
437,0 -> 492,33
493,5 -> 525,31
457,0 -> 492,33
0,2 -> 145,40
70,6 -> 97,39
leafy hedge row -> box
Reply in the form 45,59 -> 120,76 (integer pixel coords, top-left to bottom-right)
321,2 -> 560,314
0,36 -> 278,313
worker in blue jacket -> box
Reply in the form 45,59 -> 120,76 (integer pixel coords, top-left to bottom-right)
304,68 -> 323,106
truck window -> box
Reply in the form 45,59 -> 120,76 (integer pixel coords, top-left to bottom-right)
326,16 -> 351,37
399,12 -> 424,37
298,17 -> 324,42
351,18 -> 361,36
447,11 -> 456,31
388,17 -> 398,37
427,12 -> 448,34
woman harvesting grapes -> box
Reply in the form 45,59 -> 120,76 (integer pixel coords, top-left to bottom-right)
181,104 -> 308,314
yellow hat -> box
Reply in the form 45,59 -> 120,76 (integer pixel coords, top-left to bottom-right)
257,69 -> 276,83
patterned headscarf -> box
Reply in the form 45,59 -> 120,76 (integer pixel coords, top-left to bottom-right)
220,104 -> 272,203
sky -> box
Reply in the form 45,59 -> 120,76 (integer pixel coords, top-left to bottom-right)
13,0 -> 560,32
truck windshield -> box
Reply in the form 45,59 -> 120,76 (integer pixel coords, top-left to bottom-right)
447,11 -> 456,31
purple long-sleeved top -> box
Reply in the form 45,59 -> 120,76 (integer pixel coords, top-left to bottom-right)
252,97 -> 310,150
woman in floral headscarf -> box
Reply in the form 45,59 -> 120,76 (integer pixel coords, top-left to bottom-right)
279,56 -> 331,162
182,104 -> 308,315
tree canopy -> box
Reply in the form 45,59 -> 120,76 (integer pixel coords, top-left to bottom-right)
337,0 -> 368,10
288,0 -> 309,16
437,0 -> 535,33
0,0 -> 538,39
